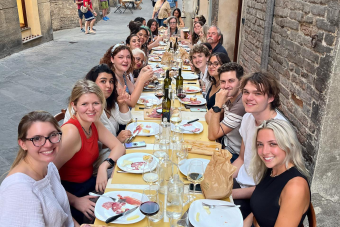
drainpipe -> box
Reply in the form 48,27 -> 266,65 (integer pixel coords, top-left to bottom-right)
260,0 -> 276,71
208,0 -> 212,26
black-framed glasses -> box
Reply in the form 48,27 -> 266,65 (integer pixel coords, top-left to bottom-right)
26,132 -> 62,147
207,61 -> 220,67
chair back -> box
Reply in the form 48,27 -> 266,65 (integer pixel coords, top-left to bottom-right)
54,109 -> 66,122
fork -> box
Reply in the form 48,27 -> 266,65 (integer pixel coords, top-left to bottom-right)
202,202 -> 240,209
89,192 -> 116,201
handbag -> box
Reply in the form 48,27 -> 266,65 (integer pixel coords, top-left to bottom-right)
154,1 -> 165,19
201,149 -> 237,199
80,5 -> 88,13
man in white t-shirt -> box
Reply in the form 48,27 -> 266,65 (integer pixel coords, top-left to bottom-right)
231,71 -> 287,219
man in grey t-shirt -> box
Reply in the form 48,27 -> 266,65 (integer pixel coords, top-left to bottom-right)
206,63 -> 245,162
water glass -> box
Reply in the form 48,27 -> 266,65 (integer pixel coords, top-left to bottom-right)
142,161 -> 159,186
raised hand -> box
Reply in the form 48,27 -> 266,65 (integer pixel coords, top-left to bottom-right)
215,89 -> 231,107
117,86 -> 131,105
139,65 -> 154,83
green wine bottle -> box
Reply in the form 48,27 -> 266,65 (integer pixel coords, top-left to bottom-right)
176,68 -> 183,91
168,41 -> 173,52
162,88 -> 171,122
174,37 -> 178,52
164,69 -> 172,90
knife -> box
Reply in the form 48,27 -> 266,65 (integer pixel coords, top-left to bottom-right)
105,206 -> 139,223
187,119 -> 199,124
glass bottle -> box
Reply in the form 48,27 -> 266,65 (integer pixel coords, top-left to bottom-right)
162,88 -> 171,122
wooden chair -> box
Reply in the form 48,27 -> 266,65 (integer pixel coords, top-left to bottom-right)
54,109 -> 66,122
134,0 -> 142,10
253,203 -> 316,227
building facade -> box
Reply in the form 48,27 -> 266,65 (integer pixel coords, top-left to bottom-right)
0,0 -> 53,59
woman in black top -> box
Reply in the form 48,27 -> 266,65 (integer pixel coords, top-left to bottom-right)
205,52 -> 230,109
244,119 -> 310,227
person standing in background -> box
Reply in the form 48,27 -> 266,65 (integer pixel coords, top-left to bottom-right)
151,0 -> 157,7
75,0 -> 85,33
83,0 -> 97,34
152,0 -> 171,27
101,0 -> 109,21
167,0 -> 177,12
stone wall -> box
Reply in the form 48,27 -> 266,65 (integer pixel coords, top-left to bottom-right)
50,0 -> 114,31
0,0 -> 24,58
238,0 -> 340,175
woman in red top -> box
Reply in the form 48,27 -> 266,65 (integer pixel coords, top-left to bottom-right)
83,0 -> 97,34
54,79 -> 125,224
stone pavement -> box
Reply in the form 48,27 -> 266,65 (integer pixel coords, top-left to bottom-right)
0,1 -> 180,181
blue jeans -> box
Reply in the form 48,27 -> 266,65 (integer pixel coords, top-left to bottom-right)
230,153 -> 239,163
157,18 -> 166,27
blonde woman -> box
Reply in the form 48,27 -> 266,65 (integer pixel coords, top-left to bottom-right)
54,80 -> 125,224
152,0 -> 171,27
0,111 -> 77,227
244,119 -> 310,227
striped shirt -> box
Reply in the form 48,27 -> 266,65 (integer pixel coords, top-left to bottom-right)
221,93 -> 245,154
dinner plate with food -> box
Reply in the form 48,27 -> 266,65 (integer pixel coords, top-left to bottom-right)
143,84 -> 157,90
94,191 -> 145,224
171,120 -> 204,134
126,122 -> 159,136
179,95 -> 206,106
152,46 -> 167,51
117,153 -> 158,174
182,72 -> 199,80
137,96 -> 159,105
188,199 -> 242,227
185,86 -> 201,93
182,65 -> 191,71
149,56 -> 162,62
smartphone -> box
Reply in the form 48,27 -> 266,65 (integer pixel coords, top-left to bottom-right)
189,184 -> 202,192
124,141 -> 146,149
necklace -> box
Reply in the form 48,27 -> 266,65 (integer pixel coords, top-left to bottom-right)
24,159 -> 45,180
271,166 -> 293,177
82,125 -> 92,136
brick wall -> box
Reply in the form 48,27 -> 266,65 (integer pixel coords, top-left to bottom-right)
239,0 -> 340,174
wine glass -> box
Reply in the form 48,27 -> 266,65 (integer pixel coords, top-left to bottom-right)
176,144 -> 188,166
142,160 -> 159,186
187,160 -> 204,201
153,142 -> 169,161
176,86 -> 186,99
154,86 -> 164,101
140,185 -> 160,227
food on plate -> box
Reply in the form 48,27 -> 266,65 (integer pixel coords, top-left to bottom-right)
153,68 -> 165,74
131,161 -> 146,170
203,206 -> 211,214
185,87 -> 199,92
181,97 -> 202,105
192,128 -> 201,133
186,145 -> 192,151
183,123 -> 192,127
126,215 -> 140,221
147,109 -> 162,119
133,124 -> 143,134
190,97 -> 197,102
138,98 -> 149,104
112,201 -> 128,214
122,160 -> 133,167
147,84 -> 155,89
118,195 -> 142,206
102,202 -> 114,210
196,212 -> 200,222
143,155 -> 154,163
142,129 -> 150,133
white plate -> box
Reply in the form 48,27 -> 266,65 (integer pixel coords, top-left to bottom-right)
149,57 -> 162,62
117,153 -> 159,173
182,72 -> 199,80
188,199 -> 243,227
171,120 -> 203,134
182,65 -> 191,71
126,122 -> 160,136
94,191 -> 145,224
184,86 -> 201,93
152,46 -> 167,51
178,95 -> 206,106
179,158 -> 210,176
137,96 -> 160,105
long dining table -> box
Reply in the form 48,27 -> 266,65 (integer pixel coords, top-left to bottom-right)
93,43 -> 234,226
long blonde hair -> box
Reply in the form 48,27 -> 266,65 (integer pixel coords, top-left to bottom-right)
250,119 -> 309,184
10,111 -> 61,170
67,79 -> 106,118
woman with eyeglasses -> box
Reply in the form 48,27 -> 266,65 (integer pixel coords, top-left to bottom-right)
100,44 -> 154,107
132,48 -> 146,83
165,16 -> 180,36
206,52 -> 231,110
0,111 -> 77,226
152,0 -> 171,27
55,80 -> 126,224
126,34 -> 141,50
164,8 -> 184,27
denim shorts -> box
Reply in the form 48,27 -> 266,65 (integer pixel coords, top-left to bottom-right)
78,9 -> 84,19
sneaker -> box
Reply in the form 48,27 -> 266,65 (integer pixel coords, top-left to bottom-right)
81,28 -> 85,33
105,16 -> 110,20
103,17 -> 108,21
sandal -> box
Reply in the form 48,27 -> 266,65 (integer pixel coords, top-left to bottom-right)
89,30 -> 96,34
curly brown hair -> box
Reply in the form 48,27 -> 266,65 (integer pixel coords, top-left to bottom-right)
240,71 -> 281,110
189,44 -> 210,74
100,44 -> 134,75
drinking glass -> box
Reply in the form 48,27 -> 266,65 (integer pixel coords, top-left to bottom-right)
187,160 -> 204,201
176,86 -> 186,99
140,185 -> 160,227
144,98 -> 153,109
142,161 -> 159,186
154,86 -> 164,100
176,144 -> 188,166
170,107 -> 182,126
167,183 -> 184,226
153,142 -> 169,161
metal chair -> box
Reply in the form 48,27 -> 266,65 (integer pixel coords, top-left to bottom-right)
114,0 -> 123,13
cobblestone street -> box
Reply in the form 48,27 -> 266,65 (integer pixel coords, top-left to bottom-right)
0,1 -> 179,180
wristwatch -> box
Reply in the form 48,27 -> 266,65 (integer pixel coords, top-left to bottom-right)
212,106 -> 222,113
104,158 -> 115,168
